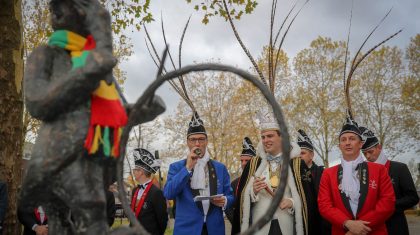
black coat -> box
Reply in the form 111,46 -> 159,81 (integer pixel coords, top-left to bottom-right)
18,206 -> 48,235
291,158 -> 330,235
225,177 -> 240,224
131,184 -> 168,235
386,160 -> 419,235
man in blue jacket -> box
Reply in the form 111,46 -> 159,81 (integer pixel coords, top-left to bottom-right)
164,112 -> 234,235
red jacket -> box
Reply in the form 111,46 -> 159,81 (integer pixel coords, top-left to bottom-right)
318,162 -> 395,235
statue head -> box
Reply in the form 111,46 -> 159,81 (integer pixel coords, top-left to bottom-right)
49,0 -> 89,36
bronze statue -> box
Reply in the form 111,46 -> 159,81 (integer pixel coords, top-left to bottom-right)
20,0 -> 164,234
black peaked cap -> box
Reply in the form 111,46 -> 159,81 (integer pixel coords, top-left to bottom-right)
241,137 -> 256,157
187,111 -> 207,137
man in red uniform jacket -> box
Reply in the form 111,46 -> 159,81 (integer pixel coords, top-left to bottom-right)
318,115 -> 395,235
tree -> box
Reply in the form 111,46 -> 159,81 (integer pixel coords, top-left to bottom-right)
285,37 -> 346,167
401,34 -> 420,141
256,46 -> 293,99
352,46 -> 416,158
406,34 -> 420,79
0,1 -> 24,234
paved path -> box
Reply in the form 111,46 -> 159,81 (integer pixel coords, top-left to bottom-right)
407,214 -> 420,235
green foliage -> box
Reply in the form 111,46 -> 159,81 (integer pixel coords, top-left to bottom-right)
100,0 -> 154,33
186,0 -> 258,24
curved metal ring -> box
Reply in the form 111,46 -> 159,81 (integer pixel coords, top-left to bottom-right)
117,63 -> 291,235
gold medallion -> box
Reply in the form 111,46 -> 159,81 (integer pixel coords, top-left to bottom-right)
270,175 -> 279,188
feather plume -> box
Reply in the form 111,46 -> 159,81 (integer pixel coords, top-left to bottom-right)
343,6 -> 401,117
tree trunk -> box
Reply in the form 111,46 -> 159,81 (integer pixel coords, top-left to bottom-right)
0,0 -> 24,234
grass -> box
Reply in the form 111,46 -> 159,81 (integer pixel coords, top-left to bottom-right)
111,218 -> 130,228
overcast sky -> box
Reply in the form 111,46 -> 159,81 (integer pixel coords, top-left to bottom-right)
118,0 -> 418,164
120,0 -> 419,112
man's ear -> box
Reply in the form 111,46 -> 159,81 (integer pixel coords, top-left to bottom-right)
358,141 -> 364,149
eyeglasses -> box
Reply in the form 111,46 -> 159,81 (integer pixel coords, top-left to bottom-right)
188,137 -> 207,144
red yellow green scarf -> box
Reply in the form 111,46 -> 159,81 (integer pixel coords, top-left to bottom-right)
49,30 -> 128,158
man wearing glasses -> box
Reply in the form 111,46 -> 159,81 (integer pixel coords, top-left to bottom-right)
164,112 -> 234,235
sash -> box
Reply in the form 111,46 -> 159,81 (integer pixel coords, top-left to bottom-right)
131,182 -> 153,217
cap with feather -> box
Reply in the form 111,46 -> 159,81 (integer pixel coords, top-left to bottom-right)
257,109 -> 280,132
187,111 -> 207,137
241,137 -> 256,157
133,148 -> 161,174
340,5 -> 401,139
359,126 -> 379,151
339,110 -> 362,139
297,129 -> 314,152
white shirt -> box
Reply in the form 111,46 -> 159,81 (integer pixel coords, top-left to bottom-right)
199,165 -> 211,222
136,179 -> 152,200
31,206 -> 47,231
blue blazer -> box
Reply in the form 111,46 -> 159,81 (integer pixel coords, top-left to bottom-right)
164,159 -> 234,235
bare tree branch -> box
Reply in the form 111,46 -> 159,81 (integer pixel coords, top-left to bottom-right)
222,0 -> 267,87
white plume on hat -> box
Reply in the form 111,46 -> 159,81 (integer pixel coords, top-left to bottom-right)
256,109 -> 280,131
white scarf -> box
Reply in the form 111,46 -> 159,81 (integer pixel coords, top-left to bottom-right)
38,206 -> 46,223
191,149 -> 210,190
374,151 -> 388,165
341,154 -> 364,206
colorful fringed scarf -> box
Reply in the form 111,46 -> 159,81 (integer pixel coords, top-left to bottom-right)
48,30 -> 128,158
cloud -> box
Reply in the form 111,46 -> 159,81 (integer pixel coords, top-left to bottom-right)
120,0 -> 419,115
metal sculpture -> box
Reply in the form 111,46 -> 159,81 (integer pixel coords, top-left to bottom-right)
20,0 -> 164,234
21,0 -> 291,234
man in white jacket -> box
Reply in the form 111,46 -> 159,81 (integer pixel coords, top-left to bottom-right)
231,111 -> 303,235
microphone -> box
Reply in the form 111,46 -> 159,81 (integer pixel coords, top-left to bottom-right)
193,148 -> 202,158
